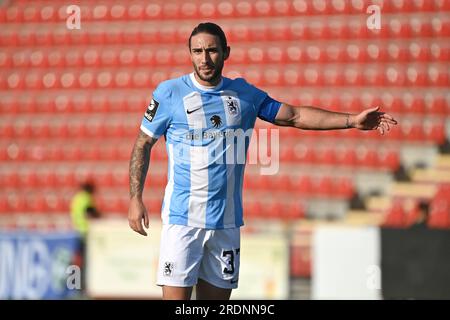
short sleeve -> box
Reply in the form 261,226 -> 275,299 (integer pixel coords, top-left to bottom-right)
140,82 -> 172,139
256,95 -> 282,124
245,81 -> 281,123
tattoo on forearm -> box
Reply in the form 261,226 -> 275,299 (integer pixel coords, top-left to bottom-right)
129,132 -> 151,198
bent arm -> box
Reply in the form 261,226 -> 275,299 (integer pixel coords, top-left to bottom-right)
129,130 -> 158,199
273,103 -> 354,130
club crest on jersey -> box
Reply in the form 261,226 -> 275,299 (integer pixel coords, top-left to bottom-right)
144,98 -> 159,122
226,96 -> 238,115
210,115 -> 222,128
163,262 -> 174,277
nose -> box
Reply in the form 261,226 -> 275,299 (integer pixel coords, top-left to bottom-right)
201,50 -> 211,64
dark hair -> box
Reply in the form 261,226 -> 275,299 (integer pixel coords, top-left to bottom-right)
188,22 -> 228,52
81,182 -> 95,194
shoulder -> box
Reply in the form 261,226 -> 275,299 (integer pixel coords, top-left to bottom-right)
228,77 -> 251,88
154,78 -> 176,96
228,77 -> 265,93
154,74 -> 191,99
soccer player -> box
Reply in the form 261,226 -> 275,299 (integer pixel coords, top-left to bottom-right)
128,22 -> 398,300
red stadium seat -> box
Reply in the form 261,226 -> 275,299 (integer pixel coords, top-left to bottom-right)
0,121 -> 14,139
402,94 -> 425,114
7,194 -> 27,213
233,1 -> 252,17
147,199 -> 163,215
179,2 -> 198,19
403,122 -> 426,141
267,23 -> 290,41
142,3 -> 162,20
328,20 -> 349,39
24,71 -> 43,90
1,172 -> 19,188
315,147 -> 336,165
0,51 -> 11,68
290,0 -> 311,15
154,49 -> 172,66
121,27 -> 139,45
334,176 -> 354,198
363,67 -> 383,86
383,200 -> 407,228
389,19 -> 411,38
331,0 -> 349,14
64,49 -> 83,67
305,45 -> 324,63
409,42 -> 429,62
430,43 -> 449,62
303,67 -> 322,86
404,199 -> 420,226
424,95 -> 446,115
96,71 -> 114,89
315,176 -> 333,196
245,200 -> 263,217
424,122 -> 446,144
162,2 -> 181,19
23,6 -> 40,23
6,6 -> 22,23
427,66 -> 449,86
110,4 -> 127,20
32,28 -> 52,46
39,5 -> 57,22
290,245 -> 311,277
294,175 -> 312,194
347,20 -> 368,39
378,149 -> 400,170
101,48 -> 119,66
409,18 -> 432,37
93,4 -> 111,21
197,2 -> 217,19
428,199 -> 450,229
289,21 -> 307,40
7,72 -> 25,90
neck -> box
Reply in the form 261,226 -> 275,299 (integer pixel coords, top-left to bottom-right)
194,72 -> 222,87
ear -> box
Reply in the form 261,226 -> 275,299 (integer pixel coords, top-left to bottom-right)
223,46 -> 231,60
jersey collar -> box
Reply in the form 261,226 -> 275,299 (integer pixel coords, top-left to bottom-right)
189,72 -> 224,91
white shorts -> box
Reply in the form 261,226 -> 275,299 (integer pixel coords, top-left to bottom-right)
156,224 -> 240,289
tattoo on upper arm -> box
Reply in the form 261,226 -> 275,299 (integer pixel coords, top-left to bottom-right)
129,131 -> 155,198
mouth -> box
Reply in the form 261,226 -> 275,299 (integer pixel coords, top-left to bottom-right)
200,66 -> 214,72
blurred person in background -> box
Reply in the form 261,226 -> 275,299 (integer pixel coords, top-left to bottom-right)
128,22 -> 398,300
411,201 -> 430,229
70,181 -> 101,295
71,182 -> 101,236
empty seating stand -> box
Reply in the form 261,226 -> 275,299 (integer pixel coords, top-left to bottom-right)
0,0 -> 449,226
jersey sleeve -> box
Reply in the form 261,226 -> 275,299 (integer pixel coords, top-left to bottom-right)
257,95 -> 282,123
250,83 -> 282,123
140,82 -> 173,139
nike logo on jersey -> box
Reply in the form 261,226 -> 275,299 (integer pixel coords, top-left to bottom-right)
186,107 -> 201,114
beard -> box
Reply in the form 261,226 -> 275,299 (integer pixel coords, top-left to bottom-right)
193,60 -> 224,84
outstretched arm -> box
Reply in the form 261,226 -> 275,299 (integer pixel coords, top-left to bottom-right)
274,103 -> 398,135
128,130 -> 157,236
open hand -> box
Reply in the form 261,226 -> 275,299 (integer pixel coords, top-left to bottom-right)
352,106 -> 398,135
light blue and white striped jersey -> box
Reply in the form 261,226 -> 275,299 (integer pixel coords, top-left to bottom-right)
140,73 -> 281,229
